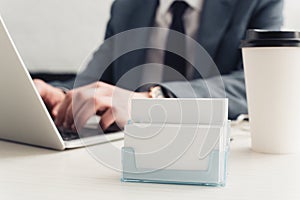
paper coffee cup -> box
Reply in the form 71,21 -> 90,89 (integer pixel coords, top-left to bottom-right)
241,30 -> 300,154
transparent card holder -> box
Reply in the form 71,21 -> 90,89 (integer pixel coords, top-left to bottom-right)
121,121 -> 230,186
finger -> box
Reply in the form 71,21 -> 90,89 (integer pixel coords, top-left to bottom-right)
33,79 -> 46,97
70,83 -> 103,117
72,87 -> 113,120
64,104 -> 74,129
73,102 -> 98,130
34,79 -> 66,117
100,109 -> 116,131
72,89 -> 94,118
74,96 -> 112,130
52,103 -> 61,119
59,83 -> 110,129
55,92 -> 72,126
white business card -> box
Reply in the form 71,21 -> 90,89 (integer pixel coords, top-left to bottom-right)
131,98 -> 228,125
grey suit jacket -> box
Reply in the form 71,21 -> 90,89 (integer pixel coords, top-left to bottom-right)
52,0 -> 283,119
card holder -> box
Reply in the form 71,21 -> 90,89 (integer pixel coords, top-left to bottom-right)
121,121 -> 230,186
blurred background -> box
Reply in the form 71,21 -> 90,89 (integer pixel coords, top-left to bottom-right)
0,0 -> 299,79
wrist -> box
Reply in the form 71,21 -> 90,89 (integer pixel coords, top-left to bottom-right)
148,86 -> 165,98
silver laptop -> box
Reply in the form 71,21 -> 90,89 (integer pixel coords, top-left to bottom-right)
0,16 -> 124,150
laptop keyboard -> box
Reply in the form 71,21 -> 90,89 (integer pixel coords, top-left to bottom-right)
57,126 -> 107,141
57,122 -> 121,141
57,128 -> 80,141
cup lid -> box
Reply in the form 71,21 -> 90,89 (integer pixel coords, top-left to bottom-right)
241,29 -> 300,48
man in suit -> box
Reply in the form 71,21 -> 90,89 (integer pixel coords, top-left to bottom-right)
34,0 -> 283,131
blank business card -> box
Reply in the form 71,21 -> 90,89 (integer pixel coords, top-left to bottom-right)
131,98 -> 228,125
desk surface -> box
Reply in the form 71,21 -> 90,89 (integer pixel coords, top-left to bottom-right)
1,124 -> 300,200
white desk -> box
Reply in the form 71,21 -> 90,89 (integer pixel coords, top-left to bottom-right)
0,124 -> 300,200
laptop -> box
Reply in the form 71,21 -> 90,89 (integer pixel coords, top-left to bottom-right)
0,16 -> 124,150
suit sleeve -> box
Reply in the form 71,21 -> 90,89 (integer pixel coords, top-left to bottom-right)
161,0 -> 284,120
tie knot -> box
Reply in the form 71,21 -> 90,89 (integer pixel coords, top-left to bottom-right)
171,1 -> 189,17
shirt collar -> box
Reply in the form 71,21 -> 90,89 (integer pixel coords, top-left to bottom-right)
159,0 -> 204,14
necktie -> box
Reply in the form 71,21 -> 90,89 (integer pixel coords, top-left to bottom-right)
163,1 -> 189,81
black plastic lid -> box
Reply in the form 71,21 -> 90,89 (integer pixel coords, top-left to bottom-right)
241,29 -> 300,48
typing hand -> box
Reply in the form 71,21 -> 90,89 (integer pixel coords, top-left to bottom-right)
54,81 -> 148,131
34,79 -> 66,119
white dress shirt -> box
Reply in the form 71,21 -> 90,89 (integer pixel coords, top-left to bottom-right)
143,0 -> 204,83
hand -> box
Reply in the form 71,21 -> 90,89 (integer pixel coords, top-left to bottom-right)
33,79 -> 66,118
55,82 -> 149,131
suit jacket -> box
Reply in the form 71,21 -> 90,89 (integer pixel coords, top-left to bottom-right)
52,0 -> 283,119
